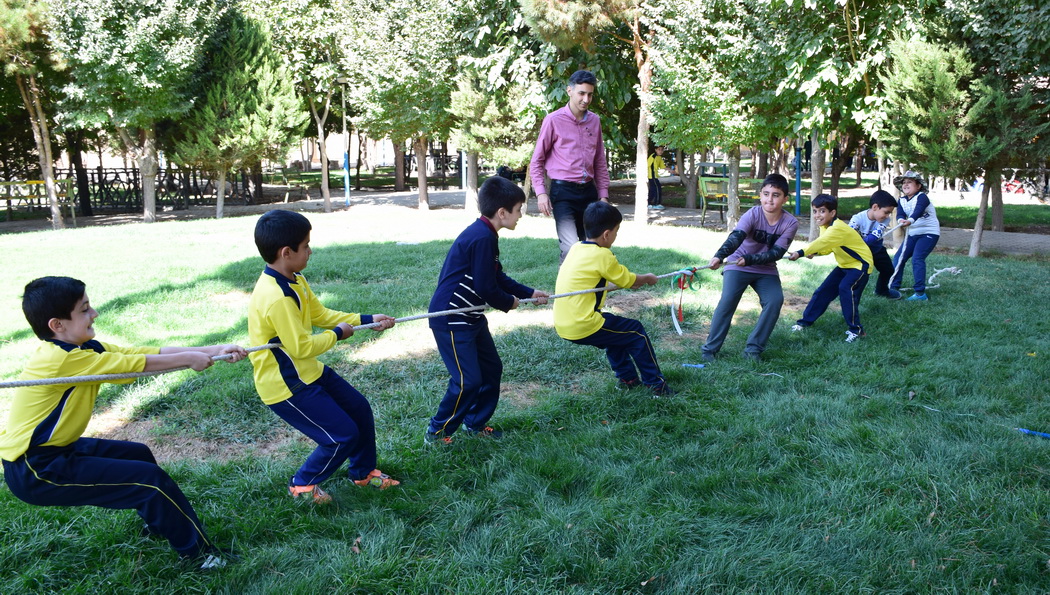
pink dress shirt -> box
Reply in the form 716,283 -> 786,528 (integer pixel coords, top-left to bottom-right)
529,105 -> 610,199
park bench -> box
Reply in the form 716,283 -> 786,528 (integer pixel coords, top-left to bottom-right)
700,177 -> 764,222
0,179 -> 76,226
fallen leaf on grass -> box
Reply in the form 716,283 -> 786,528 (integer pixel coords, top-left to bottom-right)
641,576 -> 656,586
1027,352 -> 1037,357
601,420 -> 609,425
351,536 -> 362,554
908,391 -> 916,400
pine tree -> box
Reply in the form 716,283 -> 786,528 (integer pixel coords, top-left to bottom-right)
172,9 -> 303,218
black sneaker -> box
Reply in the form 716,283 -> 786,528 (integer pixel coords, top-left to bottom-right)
743,352 -> 761,362
463,426 -> 503,439
701,352 -> 716,363
182,547 -> 239,571
650,382 -> 678,397
424,430 -> 453,446
617,378 -> 643,390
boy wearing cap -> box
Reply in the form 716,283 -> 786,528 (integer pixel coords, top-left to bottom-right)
890,170 -> 940,301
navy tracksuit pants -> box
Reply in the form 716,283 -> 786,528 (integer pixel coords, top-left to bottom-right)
2,437 -> 213,557
430,319 -> 502,436
796,266 -> 870,334
269,366 -> 377,485
571,312 -> 665,388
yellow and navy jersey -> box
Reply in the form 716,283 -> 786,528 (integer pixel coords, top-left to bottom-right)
553,241 -> 638,340
248,267 -> 371,405
647,154 -> 666,180
0,339 -> 158,461
798,219 -> 874,271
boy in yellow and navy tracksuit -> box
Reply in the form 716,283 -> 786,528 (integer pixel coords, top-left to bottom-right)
248,210 -> 398,505
554,201 -> 675,396
788,194 -> 874,343
0,276 -> 246,569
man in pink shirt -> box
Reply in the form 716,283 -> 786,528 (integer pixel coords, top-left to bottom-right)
530,70 -> 611,263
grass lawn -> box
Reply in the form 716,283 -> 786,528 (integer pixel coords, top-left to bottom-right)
1,207 -> 1049,592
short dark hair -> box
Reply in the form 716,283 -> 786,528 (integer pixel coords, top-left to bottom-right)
584,201 -> 622,239
255,210 -> 311,263
870,189 -> 896,209
22,276 -> 86,340
813,193 -> 838,212
761,173 -> 790,196
478,176 -> 525,218
568,70 -> 598,87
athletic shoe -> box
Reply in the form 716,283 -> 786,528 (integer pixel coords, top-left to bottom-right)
845,330 -> 863,343
701,352 -> 716,363
654,204 -> 666,210
353,469 -> 400,490
743,352 -> 761,362
463,426 -> 504,439
650,381 -> 677,397
905,292 -> 929,301
424,430 -> 453,446
647,205 -> 657,209
790,324 -> 806,332
182,547 -> 240,571
617,378 -> 644,390
288,482 -> 332,505
882,289 -> 903,300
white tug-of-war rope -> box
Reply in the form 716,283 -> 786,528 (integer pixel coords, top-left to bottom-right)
0,269 -> 701,389
887,225 -> 964,292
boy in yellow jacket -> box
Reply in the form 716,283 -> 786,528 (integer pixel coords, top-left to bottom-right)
787,194 -> 874,343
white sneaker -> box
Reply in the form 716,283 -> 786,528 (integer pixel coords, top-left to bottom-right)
790,324 -> 805,332
654,204 -> 666,210
845,331 -> 862,343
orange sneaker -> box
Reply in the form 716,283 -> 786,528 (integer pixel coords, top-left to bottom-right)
353,469 -> 400,490
288,483 -> 332,504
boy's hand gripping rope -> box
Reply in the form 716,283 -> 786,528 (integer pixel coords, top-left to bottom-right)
0,268 -> 705,389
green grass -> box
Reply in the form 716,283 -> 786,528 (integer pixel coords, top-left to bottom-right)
1,209 -> 1050,591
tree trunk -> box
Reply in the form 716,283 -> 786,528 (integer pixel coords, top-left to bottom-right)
809,130 -> 825,241
464,151 -> 479,216
415,136 -> 429,209
876,140 -> 886,190
15,72 -> 64,230
393,142 -> 406,192
66,130 -> 93,217
633,27 -> 652,228
991,176 -> 1004,231
307,93 -> 333,212
682,152 -> 697,210
119,126 -> 160,223
855,144 -> 863,186
829,135 -> 858,197
726,147 -> 741,229
215,168 -> 226,219
749,147 -> 759,179
756,150 -> 769,179
355,129 -> 364,191
968,170 -> 994,257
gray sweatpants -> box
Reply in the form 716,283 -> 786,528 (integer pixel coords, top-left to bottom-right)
702,270 -> 784,356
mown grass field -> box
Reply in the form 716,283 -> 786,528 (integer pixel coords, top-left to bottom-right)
0,205 -> 1049,593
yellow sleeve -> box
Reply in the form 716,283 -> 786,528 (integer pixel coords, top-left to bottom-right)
265,297 -> 338,359
599,251 -> 637,290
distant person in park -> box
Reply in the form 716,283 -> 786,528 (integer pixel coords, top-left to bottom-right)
849,190 -> 901,299
425,177 -> 549,446
530,69 -> 611,263
647,145 -> 667,211
788,194 -> 873,343
889,170 -> 940,301
0,276 -> 246,570
554,201 -> 676,397
248,210 -> 398,505
701,174 -> 799,363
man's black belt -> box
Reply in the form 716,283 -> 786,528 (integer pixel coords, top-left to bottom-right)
550,179 -> 594,189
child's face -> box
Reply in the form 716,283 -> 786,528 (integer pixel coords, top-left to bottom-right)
54,293 -> 98,345
759,184 -> 788,213
498,203 -> 524,230
869,205 -> 895,222
901,179 -> 920,196
813,206 -> 836,227
286,233 -> 312,273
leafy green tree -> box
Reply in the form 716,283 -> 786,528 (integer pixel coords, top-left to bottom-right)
1,0 -> 65,228
49,0 -> 217,223
349,0 -> 459,209
170,9 -> 303,219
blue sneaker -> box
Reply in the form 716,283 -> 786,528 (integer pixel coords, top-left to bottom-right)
905,292 -> 929,301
